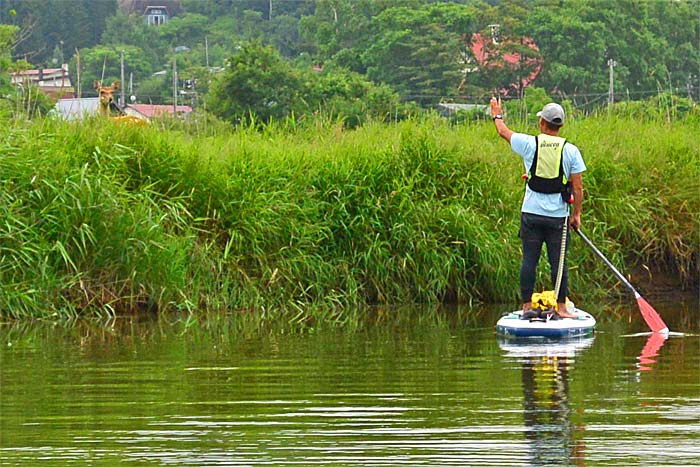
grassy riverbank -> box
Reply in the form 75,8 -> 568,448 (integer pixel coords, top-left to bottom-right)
0,114 -> 697,323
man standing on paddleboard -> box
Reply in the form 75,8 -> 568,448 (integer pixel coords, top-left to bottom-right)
490,97 -> 585,319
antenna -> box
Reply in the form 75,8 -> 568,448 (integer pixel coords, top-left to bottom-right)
101,55 -> 107,83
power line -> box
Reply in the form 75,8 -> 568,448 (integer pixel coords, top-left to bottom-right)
400,88 -> 693,100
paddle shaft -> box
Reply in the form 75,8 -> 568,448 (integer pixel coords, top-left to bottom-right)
574,228 -> 668,334
553,215 -> 568,303
574,228 -> 640,298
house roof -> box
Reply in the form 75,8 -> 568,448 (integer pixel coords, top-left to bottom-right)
12,67 -> 66,77
127,103 -> 192,118
11,65 -> 73,96
437,103 -> 487,111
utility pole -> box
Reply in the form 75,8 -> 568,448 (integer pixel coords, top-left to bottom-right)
205,36 -> 210,68
75,48 -> 81,98
173,59 -> 178,114
120,50 -> 125,107
190,79 -> 196,109
607,58 -> 617,106
687,74 -> 693,100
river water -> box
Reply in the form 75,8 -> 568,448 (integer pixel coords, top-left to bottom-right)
1,301 -> 698,466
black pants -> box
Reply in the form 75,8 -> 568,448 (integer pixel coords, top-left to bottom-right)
519,212 -> 569,304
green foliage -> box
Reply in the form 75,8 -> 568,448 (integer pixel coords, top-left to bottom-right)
181,0 -> 314,22
300,0 -> 700,104
307,66 -> 409,127
207,41 -> 307,123
523,0 -> 700,98
604,93 -> 700,123
101,11 -> 161,58
0,112 -> 697,321
0,24 -> 17,96
267,13 -> 304,58
360,3 -> 478,100
158,13 -> 209,48
9,83 -> 56,118
75,44 -> 155,96
206,41 -> 408,126
2,0 -> 117,66
565,116 -> 700,285
521,86 -> 551,115
133,71 -> 171,103
521,4 -> 609,94
2,0 -> 699,111
0,119 -> 195,317
186,1 -> 310,61
299,0 -> 388,71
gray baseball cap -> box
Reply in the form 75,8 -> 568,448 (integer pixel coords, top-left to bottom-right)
537,103 -> 565,125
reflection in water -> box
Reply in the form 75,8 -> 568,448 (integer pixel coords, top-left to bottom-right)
637,332 -> 668,371
521,355 -> 584,467
500,337 -> 594,467
1,310 -> 699,466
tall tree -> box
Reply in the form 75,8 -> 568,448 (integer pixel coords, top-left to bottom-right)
0,24 -> 18,92
206,41 -> 307,123
2,0 -> 116,65
641,0 -> 700,96
525,0 -> 700,99
158,13 -> 209,48
299,0 -> 401,72
362,2 -> 478,101
524,4 -> 609,97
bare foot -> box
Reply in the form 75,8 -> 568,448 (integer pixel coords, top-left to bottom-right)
556,310 -> 578,319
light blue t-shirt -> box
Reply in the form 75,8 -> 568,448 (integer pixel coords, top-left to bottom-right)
510,133 -> 586,218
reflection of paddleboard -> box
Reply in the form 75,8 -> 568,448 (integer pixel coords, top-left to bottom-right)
496,309 -> 596,338
498,335 -> 595,358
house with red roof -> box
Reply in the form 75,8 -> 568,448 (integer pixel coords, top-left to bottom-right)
124,103 -> 193,120
467,33 -> 543,95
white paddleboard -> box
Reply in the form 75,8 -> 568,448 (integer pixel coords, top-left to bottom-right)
496,308 -> 596,338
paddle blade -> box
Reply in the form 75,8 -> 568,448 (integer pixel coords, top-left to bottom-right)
637,296 -> 668,334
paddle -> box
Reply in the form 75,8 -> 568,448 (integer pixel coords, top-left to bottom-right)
553,215 -> 568,309
574,228 -> 669,334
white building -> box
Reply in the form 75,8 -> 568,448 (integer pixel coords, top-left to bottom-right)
11,64 -> 74,98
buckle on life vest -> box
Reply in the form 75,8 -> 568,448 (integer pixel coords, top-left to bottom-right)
562,181 -> 574,204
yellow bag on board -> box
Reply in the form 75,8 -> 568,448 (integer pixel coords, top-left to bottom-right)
531,290 -> 575,311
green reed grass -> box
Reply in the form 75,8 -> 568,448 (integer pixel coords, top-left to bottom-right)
0,113 -> 697,325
